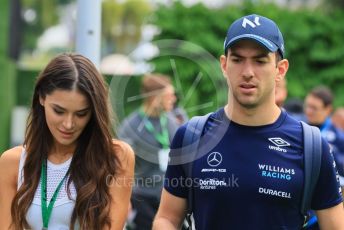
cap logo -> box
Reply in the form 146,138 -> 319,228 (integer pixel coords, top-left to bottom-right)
242,17 -> 261,28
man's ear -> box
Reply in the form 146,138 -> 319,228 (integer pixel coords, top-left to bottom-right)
276,59 -> 289,81
220,55 -> 228,78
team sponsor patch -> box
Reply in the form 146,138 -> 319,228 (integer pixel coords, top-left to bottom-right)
258,164 -> 295,181
258,187 -> 291,199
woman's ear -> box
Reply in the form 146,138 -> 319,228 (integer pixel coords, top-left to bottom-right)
39,96 -> 45,107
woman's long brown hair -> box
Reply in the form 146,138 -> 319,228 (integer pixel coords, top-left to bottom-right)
11,53 -> 118,229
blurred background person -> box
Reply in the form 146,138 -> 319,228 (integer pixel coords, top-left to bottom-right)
171,93 -> 188,126
118,73 -> 179,230
275,78 -> 306,121
275,78 -> 288,108
284,98 -> 306,121
332,107 -> 344,131
304,85 -> 344,186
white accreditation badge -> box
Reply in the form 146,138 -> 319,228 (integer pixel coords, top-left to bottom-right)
158,148 -> 170,172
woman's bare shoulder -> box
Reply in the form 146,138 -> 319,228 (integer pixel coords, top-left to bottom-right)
111,139 -> 135,173
0,146 -> 23,184
0,146 -> 22,166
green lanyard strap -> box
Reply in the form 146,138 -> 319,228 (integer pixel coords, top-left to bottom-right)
41,160 -> 69,229
139,110 -> 170,149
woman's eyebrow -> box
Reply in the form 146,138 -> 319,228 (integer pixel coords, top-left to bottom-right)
51,103 -> 90,112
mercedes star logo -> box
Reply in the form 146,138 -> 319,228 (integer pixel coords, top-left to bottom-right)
207,152 -> 222,167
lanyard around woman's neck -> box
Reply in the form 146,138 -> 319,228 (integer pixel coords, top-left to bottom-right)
139,109 -> 169,149
40,159 -> 70,229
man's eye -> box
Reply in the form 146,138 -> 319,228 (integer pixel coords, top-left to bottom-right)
231,58 -> 241,63
257,59 -> 267,64
256,58 -> 269,64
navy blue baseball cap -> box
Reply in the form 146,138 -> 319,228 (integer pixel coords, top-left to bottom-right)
224,14 -> 285,58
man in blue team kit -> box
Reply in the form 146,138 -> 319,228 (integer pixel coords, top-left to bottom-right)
153,14 -> 344,229
304,86 -> 344,187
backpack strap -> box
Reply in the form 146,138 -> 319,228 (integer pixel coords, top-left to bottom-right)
182,113 -> 211,229
300,121 -> 322,215
182,113 -> 212,156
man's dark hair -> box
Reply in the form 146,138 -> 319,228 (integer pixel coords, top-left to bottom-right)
309,85 -> 333,107
284,98 -> 304,114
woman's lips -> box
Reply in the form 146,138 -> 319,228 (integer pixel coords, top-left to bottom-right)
59,130 -> 74,138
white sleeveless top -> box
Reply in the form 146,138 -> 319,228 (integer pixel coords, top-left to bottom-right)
18,148 -> 78,230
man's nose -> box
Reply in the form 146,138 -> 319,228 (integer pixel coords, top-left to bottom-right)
241,61 -> 254,79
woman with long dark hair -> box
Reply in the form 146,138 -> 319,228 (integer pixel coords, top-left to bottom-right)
0,53 -> 134,229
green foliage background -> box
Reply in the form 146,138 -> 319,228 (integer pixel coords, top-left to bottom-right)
7,1 -> 344,152
149,1 -> 344,112
102,0 -> 151,55
0,0 -> 16,153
